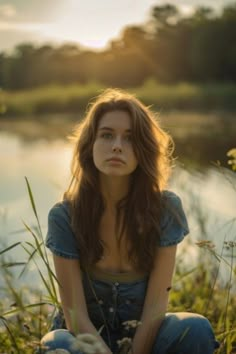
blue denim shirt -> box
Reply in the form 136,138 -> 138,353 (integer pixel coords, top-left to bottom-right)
42,197 -> 221,354
45,190 -> 189,260
45,191 -> 190,352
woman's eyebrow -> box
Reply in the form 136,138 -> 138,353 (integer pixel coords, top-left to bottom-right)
98,127 -> 113,131
99,126 -> 131,132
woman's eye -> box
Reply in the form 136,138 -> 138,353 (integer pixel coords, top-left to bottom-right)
101,133 -> 113,139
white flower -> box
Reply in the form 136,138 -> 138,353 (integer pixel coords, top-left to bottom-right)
122,320 -> 142,330
47,350 -> 70,354
117,337 -> 132,347
70,333 -> 106,354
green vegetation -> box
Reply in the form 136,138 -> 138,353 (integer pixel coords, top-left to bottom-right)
1,3 -> 236,117
0,82 -> 105,117
1,4 -> 236,90
227,149 -> 236,171
1,80 -> 236,117
0,171 -> 236,353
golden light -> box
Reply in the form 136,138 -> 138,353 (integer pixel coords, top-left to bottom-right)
39,22 -> 110,50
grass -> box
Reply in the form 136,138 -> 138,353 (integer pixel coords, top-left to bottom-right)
1,80 -> 236,117
0,176 -> 236,353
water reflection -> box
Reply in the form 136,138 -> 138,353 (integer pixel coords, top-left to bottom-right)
0,133 -> 72,250
1,111 -> 236,167
0,124 -> 235,296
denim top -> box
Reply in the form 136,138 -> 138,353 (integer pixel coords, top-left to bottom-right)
45,190 -> 189,262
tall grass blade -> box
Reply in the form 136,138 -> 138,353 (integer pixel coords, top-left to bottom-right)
2,262 -> 26,268
18,245 -> 38,279
2,302 -> 50,317
24,176 -> 41,233
23,178 -> 58,300
0,242 -> 21,255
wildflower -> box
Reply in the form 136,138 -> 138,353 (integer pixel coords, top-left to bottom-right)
122,320 -> 142,331
195,240 -> 215,250
117,337 -> 132,347
47,350 -> 70,354
227,148 -> 236,171
70,333 -> 106,354
117,337 -> 133,354
224,241 -> 236,249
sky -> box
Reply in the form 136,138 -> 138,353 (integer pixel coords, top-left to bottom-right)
0,0 -> 235,52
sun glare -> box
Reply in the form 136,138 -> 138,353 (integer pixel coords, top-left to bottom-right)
179,4 -> 195,17
39,23 -> 109,50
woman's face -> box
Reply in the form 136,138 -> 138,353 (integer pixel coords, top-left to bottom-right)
93,110 -> 138,177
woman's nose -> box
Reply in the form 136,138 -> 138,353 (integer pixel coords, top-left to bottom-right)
112,146 -> 122,152
112,137 -> 122,152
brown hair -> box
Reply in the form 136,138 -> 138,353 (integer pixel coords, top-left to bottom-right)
64,88 -> 174,272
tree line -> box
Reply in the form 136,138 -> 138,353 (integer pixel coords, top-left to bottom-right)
0,3 -> 236,90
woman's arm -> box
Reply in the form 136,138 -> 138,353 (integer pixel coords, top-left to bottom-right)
53,255 -> 112,354
131,245 -> 177,354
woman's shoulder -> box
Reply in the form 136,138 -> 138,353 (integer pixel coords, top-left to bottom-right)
160,189 -> 186,219
158,189 -> 189,247
161,190 -> 181,203
46,199 -> 80,259
48,199 -> 71,220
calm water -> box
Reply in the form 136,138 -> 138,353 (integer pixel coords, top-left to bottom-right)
0,118 -> 236,298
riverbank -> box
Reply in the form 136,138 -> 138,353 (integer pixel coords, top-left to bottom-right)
1,80 -> 236,117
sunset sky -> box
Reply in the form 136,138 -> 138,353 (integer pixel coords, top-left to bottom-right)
0,0 -> 234,52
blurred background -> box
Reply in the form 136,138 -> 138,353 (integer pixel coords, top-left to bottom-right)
0,0 -> 236,291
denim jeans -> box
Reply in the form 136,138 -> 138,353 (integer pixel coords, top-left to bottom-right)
40,272 -> 219,353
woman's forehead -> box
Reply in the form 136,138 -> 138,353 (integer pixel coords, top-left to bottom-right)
98,110 -> 132,131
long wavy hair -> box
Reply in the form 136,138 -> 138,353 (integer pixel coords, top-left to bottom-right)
64,88 -> 174,272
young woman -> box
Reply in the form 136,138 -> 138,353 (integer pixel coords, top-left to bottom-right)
41,89 -> 219,354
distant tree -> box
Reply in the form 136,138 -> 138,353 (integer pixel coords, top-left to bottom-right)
147,4 -> 194,82
192,6 -> 214,22
9,44 -> 36,89
222,3 -> 236,20
151,4 -> 180,30
190,5 -> 236,81
102,26 -> 153,86
0,53 -> 6,88
0,2 -> 236,89
221,4 -> 236,80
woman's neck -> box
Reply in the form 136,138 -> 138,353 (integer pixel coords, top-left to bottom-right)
99,175 -> 130,209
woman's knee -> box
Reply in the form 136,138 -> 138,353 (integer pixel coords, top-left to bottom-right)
40,329 -> 80,353
176,313 -> 219,351
169,312 -> 216,342
177,312 -> 213,334
152,312 -> 218,354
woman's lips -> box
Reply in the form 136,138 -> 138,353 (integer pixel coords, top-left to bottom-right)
107,157 -> 125,164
